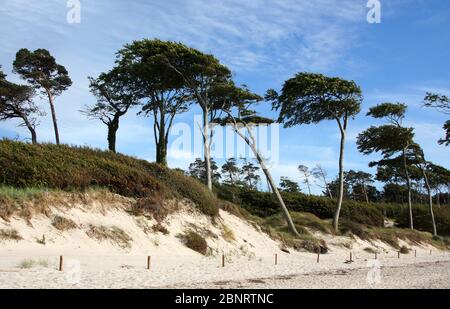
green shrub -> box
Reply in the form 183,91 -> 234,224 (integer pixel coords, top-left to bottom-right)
0,140 -> 219,217
217,185 -> 384,227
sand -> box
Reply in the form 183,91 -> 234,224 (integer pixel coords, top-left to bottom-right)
0,197 -> 449,289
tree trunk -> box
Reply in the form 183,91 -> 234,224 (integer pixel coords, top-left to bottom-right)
21,114 -> 37,145
306,179 -> 311,195
202,109 -> 212,191
230,120 -> 300,237
422,167 -> 438,237
363,184 -> 369,203
156,112 -> 168,166
402,148 -> 414,230
107,115 -> 120,153
248,133 -> 299,237
46,90 -> 60,145
333,124 -> 346,232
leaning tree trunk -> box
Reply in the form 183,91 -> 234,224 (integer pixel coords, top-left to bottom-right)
363,184 -> 369,203
333,125 -> 346,232
249,135 -> 300,237
107,116 -> 120,153
46,90 -> 60,145
202,108 -> 213,191
231,121 -> 300,237
402,148 -> 414,230
422,168 -> 438,237
306,179 -> 312,195
21,114 -> 37,145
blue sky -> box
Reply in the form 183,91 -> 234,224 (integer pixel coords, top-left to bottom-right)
0,0 -> 449,193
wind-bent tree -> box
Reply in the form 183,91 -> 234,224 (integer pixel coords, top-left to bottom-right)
13,49 -> 72,145
279,177 -> 301,193
189,158 -> 221,184
409,144 -> 438,236
155,41 -> 231,189
298,165 -> 313,195
218,83 -> 301,237
117,40 -> 192,164
241,159 -> 261,190
423,92 -> 450,146
82,67 -> 139,153
221,158 -> 241,185
358,103 -> 415,229
0,68 -> 41,144
344,170 -> 374,203
268,73 -> 362,232
312,164 -> 332,198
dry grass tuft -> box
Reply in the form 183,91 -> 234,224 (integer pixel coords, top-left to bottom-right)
51,215 -> 78,231
180,230 -> 208,255
86,225 -> 132,249
0,229 -> 22,241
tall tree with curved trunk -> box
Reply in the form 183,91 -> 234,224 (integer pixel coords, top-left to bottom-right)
217,83 -> 301,237
116,40 -> 192,165
312,164 -> 332,198
357,103 -> 416,229
13,49 -> 72,145
82,67 -> 139,153
298,165 -> 312,195
0,67 -> 42,144
267,73 -> 362,232
155,42 -> 231,190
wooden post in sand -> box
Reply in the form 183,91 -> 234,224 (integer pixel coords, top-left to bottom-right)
415,250 -> 417,258
147,256 -> 151,270
317,248 -> 320,263
350,252 -> 353,262
430,249 -> 432,255
398,251 -> 400,259
59,256 -> 64,271
222,255 -> 225,268
375,252 -> 378,260
274,254 -> 278,265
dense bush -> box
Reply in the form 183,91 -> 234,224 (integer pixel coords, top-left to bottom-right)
389,205 -> 450,235
0,140 -> 219,216
216,185 -> 385,227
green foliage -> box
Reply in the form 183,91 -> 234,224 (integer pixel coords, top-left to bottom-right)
13,48 -> 72,95
0,229 -> 22,241
269,72 -> 362,127
279,177 -> 300,193
386,204 -> 450,235
357,125 -> 415,157
367,102 -> 407,120
0,140 -> 219,217
216,185 -> 385,227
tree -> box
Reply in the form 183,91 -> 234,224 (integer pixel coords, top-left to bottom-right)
298,165 -> 313,195
423,92 -> 450,146
13,49 -> 72,145
241,159 -> 261,190
344,170 -> 374,203
217,83 -> 301,237
312,164 -> 332,198
157,41 -> 232,189
279,177 -> 300,193
358,103 -> 415,230
82,67 -> 139,153
221,158 -> 241,185
268,72 -> 362,232
399,144 -> 439,236
116,40 -> 192,164
189,158 -> 221,184
0,67 -> 41,144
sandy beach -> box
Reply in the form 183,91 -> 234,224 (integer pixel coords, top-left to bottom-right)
1,250 -> 449,289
